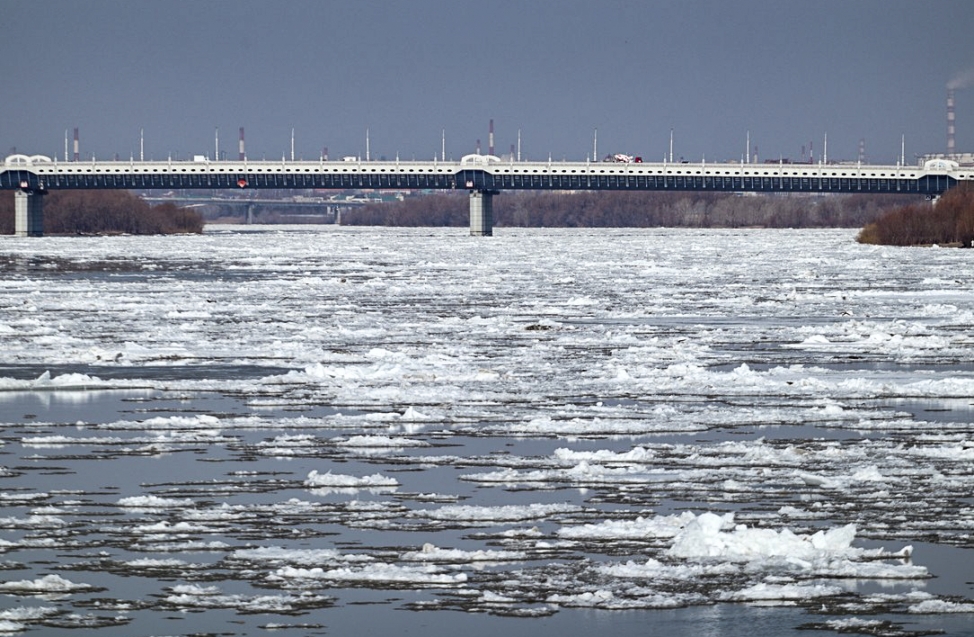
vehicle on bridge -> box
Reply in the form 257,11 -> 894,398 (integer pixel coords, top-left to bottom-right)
604,153 -> 643,163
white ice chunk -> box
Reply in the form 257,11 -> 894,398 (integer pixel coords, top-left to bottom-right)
304,470 -> 398,488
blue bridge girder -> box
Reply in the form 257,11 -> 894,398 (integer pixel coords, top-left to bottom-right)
455,168 -> 960,195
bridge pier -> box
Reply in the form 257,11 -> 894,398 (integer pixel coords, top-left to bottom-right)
14,190 -> 45,237
246,203 -> 255,224
469,190 -> 496,236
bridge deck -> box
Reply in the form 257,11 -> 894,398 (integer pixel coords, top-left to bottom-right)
2,158 -> 971,195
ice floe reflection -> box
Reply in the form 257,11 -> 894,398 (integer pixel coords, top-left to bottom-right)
0,227 -> 972,636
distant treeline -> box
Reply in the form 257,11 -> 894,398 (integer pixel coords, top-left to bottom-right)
341,191 -> 915,229
0,190 -> 203,235
857,183 -> 974,247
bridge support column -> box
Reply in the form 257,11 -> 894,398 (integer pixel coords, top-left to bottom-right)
14,190 -> 46,237
246,203 -> 255,224
469,190 -> 495,236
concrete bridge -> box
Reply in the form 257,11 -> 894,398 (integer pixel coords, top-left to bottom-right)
3,153 -> 971,236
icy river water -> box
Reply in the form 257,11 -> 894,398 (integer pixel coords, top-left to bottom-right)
1,226 -> 973,636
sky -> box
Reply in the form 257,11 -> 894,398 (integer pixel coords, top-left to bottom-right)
3,0 -> 974,165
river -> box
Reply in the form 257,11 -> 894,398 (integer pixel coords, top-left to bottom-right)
1,226 -> 972,636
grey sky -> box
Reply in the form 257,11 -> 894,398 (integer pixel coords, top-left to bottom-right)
4,0 -> 974,165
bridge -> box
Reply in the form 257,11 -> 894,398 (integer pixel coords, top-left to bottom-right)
3,153 -> 972,236
139,194 -> 382,224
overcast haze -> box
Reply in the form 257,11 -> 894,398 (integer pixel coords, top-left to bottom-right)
4,0 -> 974,165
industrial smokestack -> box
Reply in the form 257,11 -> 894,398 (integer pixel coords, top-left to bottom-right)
476,138 -> 481,154
239,127 -> 246,160
489,119 -> 494,156
948,89 -> 956,156
73,127 -> 79,162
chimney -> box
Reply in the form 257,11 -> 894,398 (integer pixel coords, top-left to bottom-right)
948,89 -> 956,156
238,127 -> 246,160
